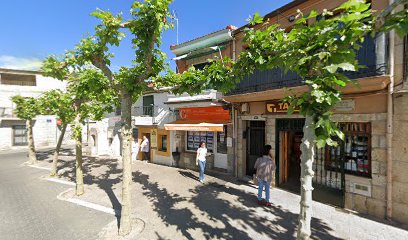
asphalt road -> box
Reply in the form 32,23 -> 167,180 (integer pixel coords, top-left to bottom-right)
0,151 -> 113,240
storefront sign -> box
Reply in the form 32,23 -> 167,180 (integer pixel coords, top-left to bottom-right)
108,116 -> 121,127
241,115 -> 266,121
227,137 -> 233,147
265,101 -> 299,115
134,116 -> 153,125
179,106 -> 230,121
333,100 -> 355,112
150,129 -> 157,148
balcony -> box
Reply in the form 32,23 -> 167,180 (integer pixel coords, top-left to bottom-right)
134,106 -> 175,126
226,34 -> 388,96
0,107 -> 17,119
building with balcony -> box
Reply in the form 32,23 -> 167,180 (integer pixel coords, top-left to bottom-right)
223,0 -> 407,224
174,0 -> 408,224
167,26 -> 236,174
0,68 -> 69,151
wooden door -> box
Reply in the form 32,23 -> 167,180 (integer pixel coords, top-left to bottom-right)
279,131 -> 289,184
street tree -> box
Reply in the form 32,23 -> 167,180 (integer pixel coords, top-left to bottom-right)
38,89 -> 75,176
11,96 -> 41,164
42,0 -> 173,235
41,62 -> 116,196
159,1 -> 376,239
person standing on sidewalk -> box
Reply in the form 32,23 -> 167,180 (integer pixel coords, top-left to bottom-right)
196,142 -> 208,183
254,145 -> 276,207
140,135 -> 150,161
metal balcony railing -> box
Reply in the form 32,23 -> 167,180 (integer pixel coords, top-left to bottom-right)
0,107 -> 16,118
226,33 -> 388,96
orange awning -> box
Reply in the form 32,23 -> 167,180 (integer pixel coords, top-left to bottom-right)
164,119 -> 230,132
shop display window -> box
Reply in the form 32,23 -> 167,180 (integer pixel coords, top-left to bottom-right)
326,122 -> 371,177
187,131 -> 213,152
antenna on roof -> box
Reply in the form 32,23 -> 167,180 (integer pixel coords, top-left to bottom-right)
172,10 -> 179,45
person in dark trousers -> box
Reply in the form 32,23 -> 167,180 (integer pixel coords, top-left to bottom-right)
140,135 -> 150,161
254,145 -> 276,207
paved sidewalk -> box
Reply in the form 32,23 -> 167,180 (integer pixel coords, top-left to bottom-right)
34,151 -> 408,240
0,151 -> 113,240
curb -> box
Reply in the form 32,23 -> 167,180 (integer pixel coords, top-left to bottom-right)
57,188 -> 120,216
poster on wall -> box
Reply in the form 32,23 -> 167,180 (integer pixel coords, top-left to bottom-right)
200,137 -> 206,142
207,132 -> 214,137
188,135 -> 194,141
194,143 -> 200,148
207,143 -> 213,150
207,137 -> 213,143
150,129 -> 157,148
188,142 -> 194,148
200,132 -> 207,136
194,136 -> 200,142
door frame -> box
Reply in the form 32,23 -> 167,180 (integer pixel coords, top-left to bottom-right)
245,120 -> 266,176
275,118 -> 305,186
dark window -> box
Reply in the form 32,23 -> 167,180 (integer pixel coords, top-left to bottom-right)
13,125 -> 27,146
0,73 -> 36,86
217,126 -> 228,154
160,135 -> 168,152
187,131 -> 213,152
142,95 -> 154,116
193,62 -> 210,71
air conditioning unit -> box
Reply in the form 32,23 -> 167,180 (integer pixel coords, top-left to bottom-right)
241,103 -> 249,113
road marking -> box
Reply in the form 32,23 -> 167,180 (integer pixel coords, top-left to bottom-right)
24,164 -> 52,171
57,188 -> 119,216
44,177 -> 76,186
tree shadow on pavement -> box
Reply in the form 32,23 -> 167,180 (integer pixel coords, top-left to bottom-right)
133,170 -> 341,240
36,148 -> 75,162
54,156 -> 123,228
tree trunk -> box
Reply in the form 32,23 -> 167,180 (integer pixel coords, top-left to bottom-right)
119,91 -> 133,236
297,115 -> 316,240
73,104 -> 84,196
26,119 -> 37,164
50,124 -> 67,177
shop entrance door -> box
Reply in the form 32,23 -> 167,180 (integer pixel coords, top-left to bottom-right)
276,118 -> 345,207
246,121 -> 265,176
277,122 -> 303,193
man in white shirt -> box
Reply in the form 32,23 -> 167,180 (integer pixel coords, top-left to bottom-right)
140,136 -> 150,161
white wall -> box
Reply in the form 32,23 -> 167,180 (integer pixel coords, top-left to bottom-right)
0,70 -> 68,150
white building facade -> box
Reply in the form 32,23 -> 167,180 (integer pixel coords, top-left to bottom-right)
0,68 -> 70,151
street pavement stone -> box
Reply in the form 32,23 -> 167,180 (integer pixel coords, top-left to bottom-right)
0,151 -> 113,240
3,148 -> 408,240
31,149 -> 408,240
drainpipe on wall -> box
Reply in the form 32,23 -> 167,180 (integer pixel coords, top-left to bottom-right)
386,0 -> 395,221
232,37 -> 239,177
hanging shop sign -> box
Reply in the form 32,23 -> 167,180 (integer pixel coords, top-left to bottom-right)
150,129 -> 157,148
265,101 -> 299,115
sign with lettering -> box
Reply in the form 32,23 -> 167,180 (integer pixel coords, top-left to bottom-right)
333,100 -> 355,112
265,101 -> 299,115
150,129 -> 157,148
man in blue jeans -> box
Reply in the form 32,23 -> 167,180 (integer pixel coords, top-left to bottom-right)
254,145 -> 276,207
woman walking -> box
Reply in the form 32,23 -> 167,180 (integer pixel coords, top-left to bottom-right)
196,142 -> 208,183
254,145 -> 276,207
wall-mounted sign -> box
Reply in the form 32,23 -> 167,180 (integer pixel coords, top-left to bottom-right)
265,101 -> 299,115
108,116 -> 121,127
333,100 -> 355,112
150,129 -> 157,148
226,137 -> 233,147
241,115 -> 266,121
179,106 -> 230,121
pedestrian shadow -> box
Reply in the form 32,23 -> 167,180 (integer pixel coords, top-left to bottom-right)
132,170 -> 341,240
178,170 -> 199,182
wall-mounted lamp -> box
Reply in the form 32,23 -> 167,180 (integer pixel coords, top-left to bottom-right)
288,15 -> 296,22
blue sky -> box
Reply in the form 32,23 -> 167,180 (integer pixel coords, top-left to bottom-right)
0,0 -> 291,71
